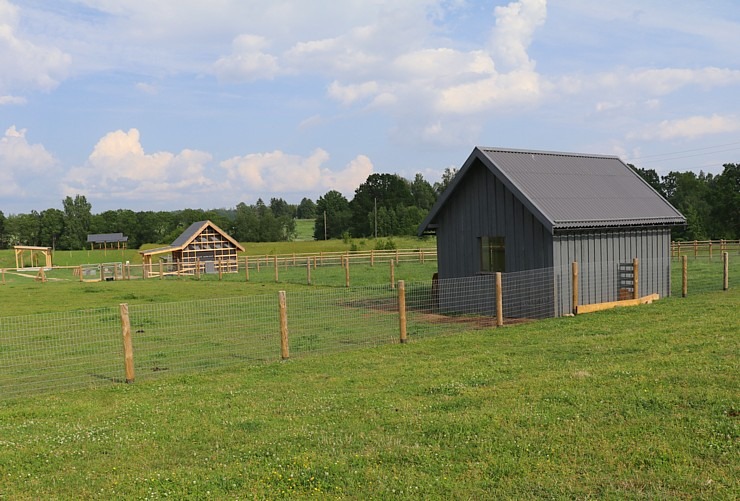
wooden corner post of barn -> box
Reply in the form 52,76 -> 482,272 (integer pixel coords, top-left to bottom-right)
398,280 -> 407,343
571,261 -> 579,315
119,303 -> 135,384
496,272 -> 503,327
632,258 -> 639,300
723,252 -> 729,291
278,291 -> 289,360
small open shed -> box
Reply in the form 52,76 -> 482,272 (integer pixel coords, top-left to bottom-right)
419,146 -> 686,317
140,220 -> 244,275
87,233 -> 128,250
14,246 -> 53,269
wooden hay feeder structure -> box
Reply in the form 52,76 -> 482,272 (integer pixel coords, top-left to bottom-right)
140,220 -> 244,278
14,245 -> 53,269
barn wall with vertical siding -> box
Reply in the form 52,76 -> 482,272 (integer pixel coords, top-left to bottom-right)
435,158 -> 553,279
552,228 -> 672,316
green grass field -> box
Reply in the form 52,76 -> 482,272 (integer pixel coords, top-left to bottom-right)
0,287 -> 737,498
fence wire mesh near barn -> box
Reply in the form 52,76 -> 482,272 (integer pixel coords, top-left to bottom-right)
1,254 -> 736,400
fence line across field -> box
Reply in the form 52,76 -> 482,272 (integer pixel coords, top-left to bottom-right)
1,255 -> 735,400
671,239 -> 740,259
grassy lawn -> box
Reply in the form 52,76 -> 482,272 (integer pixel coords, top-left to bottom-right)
0,289 -> 737,498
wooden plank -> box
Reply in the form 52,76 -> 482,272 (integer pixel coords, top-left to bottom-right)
575,294 -> 659,315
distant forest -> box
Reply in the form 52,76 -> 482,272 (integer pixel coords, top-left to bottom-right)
0,164 -> 737,250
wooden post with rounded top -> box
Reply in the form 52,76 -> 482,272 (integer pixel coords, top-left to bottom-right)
279,291 -> 289,359
398,280 -> 407,343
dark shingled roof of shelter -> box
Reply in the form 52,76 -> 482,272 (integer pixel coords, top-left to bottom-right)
87,233 -> 128,243
419,147 -> 686,235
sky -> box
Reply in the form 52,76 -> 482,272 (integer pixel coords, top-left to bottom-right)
1,0 -> 739,215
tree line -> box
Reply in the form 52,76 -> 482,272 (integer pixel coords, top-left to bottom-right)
0,172 -> 453,250
0,164 -> 735,250
630,163 -> 739,241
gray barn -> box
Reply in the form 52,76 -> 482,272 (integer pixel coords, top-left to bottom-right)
418,147 -> 686,317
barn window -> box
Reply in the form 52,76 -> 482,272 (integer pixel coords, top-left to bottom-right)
481,236 -> 505,272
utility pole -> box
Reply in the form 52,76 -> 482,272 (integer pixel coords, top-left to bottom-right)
374,197 -> 377,238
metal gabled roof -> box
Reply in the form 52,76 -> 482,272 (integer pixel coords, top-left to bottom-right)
87,233 -> 128,243
140,220 -> 244,256
418,146 -> 686,235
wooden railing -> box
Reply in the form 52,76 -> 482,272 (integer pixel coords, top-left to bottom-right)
671,240 -> 740,259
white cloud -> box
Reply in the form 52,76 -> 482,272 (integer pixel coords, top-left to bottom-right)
64,128 -> 214,202
0,95 -> 26,105
490,0 -> 547,71
220,148 -> 373,198
213,34 -> 280,82
327,81 -> 379,106
629,114 -> 740,141
0,0 -> 70,95
0,125 -> 57,196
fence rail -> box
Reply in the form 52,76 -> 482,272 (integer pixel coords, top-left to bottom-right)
671,239 -> 740,259
1,254 -> 735,400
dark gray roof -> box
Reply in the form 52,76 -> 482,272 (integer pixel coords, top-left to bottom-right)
171,221 -> 208,247
87,233 -> 128,243
420,146 -> 686,235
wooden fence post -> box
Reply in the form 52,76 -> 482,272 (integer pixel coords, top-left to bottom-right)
78,265 -> 83,282
496,272 -> 503,327
390,260 -> 395,289
371,250 -> 375,267
682,255 -> 688,297
632,258 -> 639,300
245,256 -> 249,281
723,252 -> 729,291
345,256 -> 350,288
279,291 -> 289,360
256,257 -> 260,273
159,261 -> 163,280
709,241 -> 713,261
120,303 -> 135,384
694,240 -> 698,259
274,256 -> 279,282
306,259 -> 312,285
398,280 -> 407,343
571,261 -> 579,315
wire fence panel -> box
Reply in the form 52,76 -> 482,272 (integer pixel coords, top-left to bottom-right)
0,308 -> 121,398
1,254 -> 735,401
127,295 -> 280,381
670,255 -> 738,296
502,267 -> 559,320
285,285 -> 399,356
404,278 -> 499,339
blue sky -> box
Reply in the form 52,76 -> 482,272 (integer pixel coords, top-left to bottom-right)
2,0 -> 739,214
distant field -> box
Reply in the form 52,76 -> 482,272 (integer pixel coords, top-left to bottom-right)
0,234 -> 436,269
0,286 -> 737,498
293,218 -> 315,240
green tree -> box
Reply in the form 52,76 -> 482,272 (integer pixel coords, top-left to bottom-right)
59,195 -> 92,250
410,173 -> 437,211
5,212 -> 41,246
314,190 -> 351,240
39,208 -> 65,249
350,173 -> 414,237
233,202 -> 259,242
662,171 -> 711,241
296,197 -> 317,219
0,210 -> 6,249
433,167 -> 458,195
709,163 -> 740,239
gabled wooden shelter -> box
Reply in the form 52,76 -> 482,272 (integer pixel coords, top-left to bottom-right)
87,233 -> 128,250
14,245 -> 53,269
140,220 -> 244,276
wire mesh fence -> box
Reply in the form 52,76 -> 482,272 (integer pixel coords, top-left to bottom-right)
0,307 -> 121,398
1,254 -> 735,400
